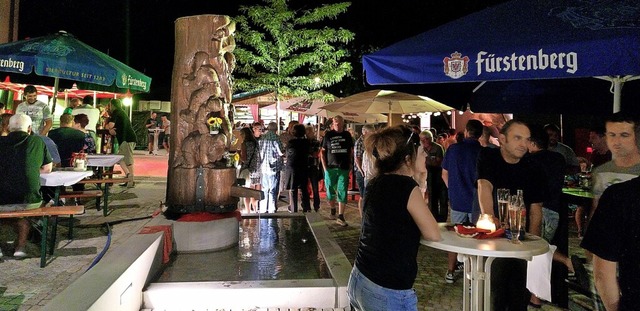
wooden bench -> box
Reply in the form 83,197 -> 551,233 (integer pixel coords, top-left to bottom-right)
101,170 -> 122,176
77,178 -> 129,216
0,205 -> 85,267
59,190 -> 103,200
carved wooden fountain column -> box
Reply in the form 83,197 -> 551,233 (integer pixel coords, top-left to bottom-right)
166,15 -> 238,214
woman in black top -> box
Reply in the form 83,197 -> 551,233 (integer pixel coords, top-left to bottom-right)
239,127 -> 261,213
282,124 -> 311,212
347,125 -> 441,311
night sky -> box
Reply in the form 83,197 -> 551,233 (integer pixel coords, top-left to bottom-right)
17,0 -> 508,100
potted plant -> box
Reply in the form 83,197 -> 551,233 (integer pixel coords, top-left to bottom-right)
207,117 -> 223,134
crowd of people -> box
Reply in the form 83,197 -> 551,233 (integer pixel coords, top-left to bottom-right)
1,83 -> 638,310
347,118 -> 551,309
0,85 -> 139,258
344,113 -> 639,311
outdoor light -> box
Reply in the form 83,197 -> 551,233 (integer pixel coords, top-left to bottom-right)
434,112 -> 441,116
458,110 -> 464,115
123,95 -> 133,122
314,77 -> 321,84
446,111 -> 452,115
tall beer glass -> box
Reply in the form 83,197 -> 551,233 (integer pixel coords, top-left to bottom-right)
497,188 -> 510,229
508,194 -> 524,244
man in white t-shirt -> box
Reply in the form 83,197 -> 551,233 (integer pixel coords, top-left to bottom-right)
590,112 -> 640,220
161,115 -> 171,153
15,85 -> 52,136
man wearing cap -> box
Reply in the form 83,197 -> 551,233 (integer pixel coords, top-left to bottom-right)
0,114 -> 53,258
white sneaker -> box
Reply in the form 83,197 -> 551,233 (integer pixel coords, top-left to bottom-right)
336,218 -> 348,227
13,249 -> 27,258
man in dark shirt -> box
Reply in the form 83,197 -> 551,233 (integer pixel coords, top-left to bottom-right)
320,115 -> 353,226
0,114 -> 53,258
421,129 -> 447,222
106,99 -> 137,187
588,124 -> 612,168
527,124 -> 573,307
477,119 -> 547,310
581,176 -> 640,311
48,114 -> 86,167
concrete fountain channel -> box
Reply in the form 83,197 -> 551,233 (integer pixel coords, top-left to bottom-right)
43,212 -> 352,311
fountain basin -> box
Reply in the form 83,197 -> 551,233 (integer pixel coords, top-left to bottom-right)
43,213 -> 352,310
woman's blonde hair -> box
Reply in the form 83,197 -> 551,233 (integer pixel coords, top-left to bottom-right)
365,125 -> 416,174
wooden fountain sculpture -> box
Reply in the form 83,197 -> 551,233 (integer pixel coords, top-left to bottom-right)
166,15 -> 262,215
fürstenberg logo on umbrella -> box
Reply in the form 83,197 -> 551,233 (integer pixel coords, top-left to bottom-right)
121,73 -> 148,90
0,57 -> 25,72
443,49 -> 578,79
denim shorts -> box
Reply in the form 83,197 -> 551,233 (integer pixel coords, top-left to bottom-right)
541,207 -> 559,242
347,265 -> 418,311
450,210 -> 474,224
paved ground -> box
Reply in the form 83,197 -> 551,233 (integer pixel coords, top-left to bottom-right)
0,151 -> 587,310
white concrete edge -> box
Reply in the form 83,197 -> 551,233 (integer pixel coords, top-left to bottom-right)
305,212 -> 353,308
43,216 -> 170,311
143,279 -> 337,309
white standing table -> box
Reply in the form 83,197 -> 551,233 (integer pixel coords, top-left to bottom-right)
421,224 -> 549,311
148,128 -> 164,155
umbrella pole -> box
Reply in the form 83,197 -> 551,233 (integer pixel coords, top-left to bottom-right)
51,77 -> 59,114
613,77 -> 622,113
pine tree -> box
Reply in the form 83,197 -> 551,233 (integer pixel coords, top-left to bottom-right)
233,0 -> 355,121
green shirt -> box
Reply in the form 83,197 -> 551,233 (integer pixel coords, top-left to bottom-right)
110,108 -> 137,144
0,131 -> 52,206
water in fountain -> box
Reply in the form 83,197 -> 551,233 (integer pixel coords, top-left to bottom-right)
156,216 -> 330,282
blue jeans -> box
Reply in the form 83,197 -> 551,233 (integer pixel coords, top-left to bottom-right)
260,172 -> 279,213
355,170 -> 366,198
347,265 -> 418,311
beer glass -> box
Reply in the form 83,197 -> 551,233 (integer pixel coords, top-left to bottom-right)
508,194 -> 524,244
496,188 -> 510,229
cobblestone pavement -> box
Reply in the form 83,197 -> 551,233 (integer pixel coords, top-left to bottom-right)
0,175 -> 572,310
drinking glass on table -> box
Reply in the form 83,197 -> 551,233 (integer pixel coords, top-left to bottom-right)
496,188 -> 510,229
508,194 -> 524,244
